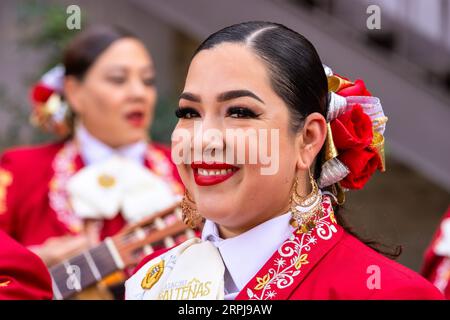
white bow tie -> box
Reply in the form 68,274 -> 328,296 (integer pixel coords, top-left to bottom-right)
67,156 -> 179,223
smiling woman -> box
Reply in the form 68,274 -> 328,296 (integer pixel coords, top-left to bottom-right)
125,21 -> 444,300
0,26 -> 184,297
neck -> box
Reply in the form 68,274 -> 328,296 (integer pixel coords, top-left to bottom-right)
75,124 -> 148,166
76,123 -> 146,149
218,201 -> 291,239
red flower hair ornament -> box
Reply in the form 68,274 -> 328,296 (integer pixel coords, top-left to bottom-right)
318,65 -> 388,198
29,65 -> 71,137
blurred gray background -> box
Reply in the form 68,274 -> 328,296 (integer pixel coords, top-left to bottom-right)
0,0 -> 449,272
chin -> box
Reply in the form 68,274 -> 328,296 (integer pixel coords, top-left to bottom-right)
127,131 -> 147,143
197,196 -> 237,222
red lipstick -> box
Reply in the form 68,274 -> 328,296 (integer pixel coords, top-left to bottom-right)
191,162 -> 239,186
125,111 -> 145,127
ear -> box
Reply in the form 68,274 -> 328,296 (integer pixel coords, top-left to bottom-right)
63,76 -> 83,114
295,112 -> 327,171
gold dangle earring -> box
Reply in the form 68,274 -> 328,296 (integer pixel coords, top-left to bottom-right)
181,189 -> 203,229
289,168 -> 323,233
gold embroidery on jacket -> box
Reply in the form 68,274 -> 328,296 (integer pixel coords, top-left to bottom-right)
0,280 -> 11,287
0,168 -> 13,214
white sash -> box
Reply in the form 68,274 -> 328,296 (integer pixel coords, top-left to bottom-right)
125,238 -> 225,300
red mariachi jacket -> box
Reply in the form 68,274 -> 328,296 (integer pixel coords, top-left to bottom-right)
0,230 -> 52,299
421,207 -> 450,299
133,198 -> 443,300
0,140 -> 183,247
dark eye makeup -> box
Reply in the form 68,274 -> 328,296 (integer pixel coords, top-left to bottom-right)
226,106 -> 261,119
175,106 -> 261,119
175,107 -> 200,119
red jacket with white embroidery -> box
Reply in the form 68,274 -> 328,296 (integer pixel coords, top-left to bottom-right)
0,230 -> 52,299
131,198 -> 443,300
421,206 -> 450,299
0,140 -> 183,247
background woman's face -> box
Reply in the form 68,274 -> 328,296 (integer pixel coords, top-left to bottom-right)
69,38 -> 157,148
174,43 -> 301,236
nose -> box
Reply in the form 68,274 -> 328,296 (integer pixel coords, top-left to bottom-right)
128,78 -> 148,100
194,114 -> 225,162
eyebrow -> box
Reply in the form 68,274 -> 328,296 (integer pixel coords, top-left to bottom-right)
105,64 -> 154,73
179,89 -> 265,104
218,90 -> 265,104
179,92 -> 201,102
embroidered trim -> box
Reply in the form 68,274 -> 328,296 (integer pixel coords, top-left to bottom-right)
0,168 -> 13,215
246,196 -> 338,300
49,142 -> 182,232
49,141 -> 80,232
0,280 -> 11,287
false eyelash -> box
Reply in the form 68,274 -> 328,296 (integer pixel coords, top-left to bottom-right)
227,106 -> 261,118
175,107 -> 200,119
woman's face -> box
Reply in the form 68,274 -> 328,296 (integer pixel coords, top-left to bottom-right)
66,38 -> 156,148
173,43 -> 325,237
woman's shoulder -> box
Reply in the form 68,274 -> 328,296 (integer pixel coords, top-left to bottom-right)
320,232 -> 444,299
0,230 -> 53,299
1,140 -> 66,170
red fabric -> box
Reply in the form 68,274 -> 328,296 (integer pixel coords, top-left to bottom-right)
338,147 -> 382,190
330,104 -> 373,150
149,142 -> 184,191
330,104 -> 380,190
421,207 -> 450,299
132,201 -> 443,300
0,230 -> 52,299
0,141 -> 182,247
337,79 -> 372,97
133,230 -> 443,299
289,231 -> 443,299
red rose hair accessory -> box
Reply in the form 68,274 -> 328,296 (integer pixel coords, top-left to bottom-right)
29,65 -> 71,137
318,65 -> 388,199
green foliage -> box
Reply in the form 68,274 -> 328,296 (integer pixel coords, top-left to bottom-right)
16,0 -> 83,76
1,0 -> 176,151
150,96 -> 179,144
0,1 -> 82,151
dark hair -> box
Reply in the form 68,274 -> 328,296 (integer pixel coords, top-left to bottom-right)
193,21 -> 401,259
63,25 -> 136,79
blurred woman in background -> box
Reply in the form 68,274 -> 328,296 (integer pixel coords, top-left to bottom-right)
0,26 -> 183,273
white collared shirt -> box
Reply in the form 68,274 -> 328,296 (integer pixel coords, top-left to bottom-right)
201,212 -> 294,300
76,124 -> 147,166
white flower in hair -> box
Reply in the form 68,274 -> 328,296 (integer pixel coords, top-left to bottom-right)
41,65 -> 65,93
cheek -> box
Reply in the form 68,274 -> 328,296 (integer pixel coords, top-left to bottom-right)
172,125 -> 194,186
146,88 -> 157,106
81,85 -> 121,116
239,130 -> 296,192
175,164 -> 189,188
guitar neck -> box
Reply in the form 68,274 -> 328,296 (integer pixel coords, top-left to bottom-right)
49,204 -> 193,300
49,239 -> 122,300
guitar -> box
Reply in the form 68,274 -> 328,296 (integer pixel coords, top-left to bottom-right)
49,204 -> 196,300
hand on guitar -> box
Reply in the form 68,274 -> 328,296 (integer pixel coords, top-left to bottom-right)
28,220 -> 101,267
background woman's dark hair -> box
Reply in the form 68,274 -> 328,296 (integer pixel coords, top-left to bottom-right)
63,25 -> 136,79
193,21 -> 401,259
